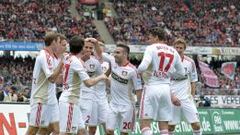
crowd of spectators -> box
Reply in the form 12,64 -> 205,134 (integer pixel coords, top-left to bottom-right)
0,0 -> 100,41
105,0 -> 240,46
1,0 -> 239,47
0,56 -> 34,102
75,2 -> 100,39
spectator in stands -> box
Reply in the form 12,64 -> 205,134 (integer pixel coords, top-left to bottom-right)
22,87 -> 31,99
198,95 -> 211,107
3,85 -> 18,102
0,90 -> 4,101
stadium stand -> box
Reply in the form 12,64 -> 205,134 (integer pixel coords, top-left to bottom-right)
0,0 -> 100,41
0,56 -> 33,102
105,0 -> 240,46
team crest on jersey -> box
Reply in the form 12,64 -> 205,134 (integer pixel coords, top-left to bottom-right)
122,71 -> 128,76
89,64 -> 95,69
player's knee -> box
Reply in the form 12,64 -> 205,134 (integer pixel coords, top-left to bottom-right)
140,119 -> 151,129
78,128 -> 88,135
106,129 -> 114,135
52,127 -> 60,135
26,127 -> 39,135
88,126 -> 97,135
191,122 -> 201,130
52,130 -> 60,135
120,132 -> 128,135
168,125 -> 175,132
158,121 -> 168,131
38,127 -> 49,135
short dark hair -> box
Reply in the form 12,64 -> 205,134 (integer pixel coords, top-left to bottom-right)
148,27 -> 166,41
116,42 -> 130,55
69,36 -> 85,54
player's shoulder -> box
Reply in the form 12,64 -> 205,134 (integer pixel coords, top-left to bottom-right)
89,56 -> 101,65
38,50 -> 45,56
84,56 -> 95,63
147,43 -> 161,49
71,55 -> 79,61
102,52 -> 112,59
71,56 -> 85,68
69,55 -> 80,64
151,43 -> 176,52
63,52 -> 69,57
37,50 -> 50,60
91,55 -> 100,62
184,56 -> 195,63
126,62 -> 137,70
39,49 -> 57,59
145,44 -> 158,51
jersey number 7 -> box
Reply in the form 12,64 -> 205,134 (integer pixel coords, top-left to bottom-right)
158,52 -> 174,72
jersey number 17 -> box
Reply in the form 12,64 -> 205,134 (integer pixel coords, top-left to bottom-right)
158,52 -> 174,72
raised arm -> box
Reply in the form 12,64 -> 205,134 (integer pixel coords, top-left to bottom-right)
85,38 -> 103,59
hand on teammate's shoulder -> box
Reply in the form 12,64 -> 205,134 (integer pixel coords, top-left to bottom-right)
99,74 -> 108,80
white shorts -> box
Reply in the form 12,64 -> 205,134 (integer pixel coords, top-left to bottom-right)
169,98 -> 200,125
48,103 -> 60,123
59,102 -> 84,134
29,103 -> 59,127
79,98 -> 94,125
106,103 -> 135,133
139,84 -> 172,121
89,98 -> 109,126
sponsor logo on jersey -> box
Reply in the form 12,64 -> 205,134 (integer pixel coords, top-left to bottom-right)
112,72 -> 128,84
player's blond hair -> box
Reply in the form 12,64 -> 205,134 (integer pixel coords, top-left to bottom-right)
44,32 -> 66,46
173,38 -> 187,49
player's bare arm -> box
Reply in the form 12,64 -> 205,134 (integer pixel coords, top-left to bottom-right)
136,89 -> 142,105
84,74 -> 108,87
191,82 -> 196,97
